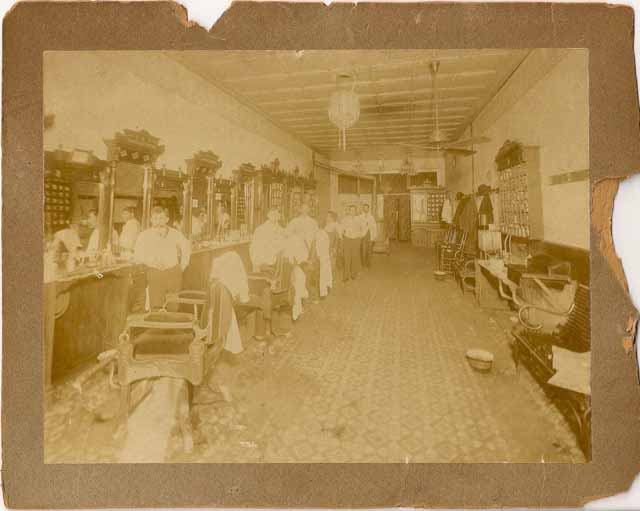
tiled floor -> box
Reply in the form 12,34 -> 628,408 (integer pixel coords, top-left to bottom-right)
45,242 -> 586,463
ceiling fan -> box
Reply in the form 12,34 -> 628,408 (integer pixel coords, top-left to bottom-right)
396,61 -> 490,156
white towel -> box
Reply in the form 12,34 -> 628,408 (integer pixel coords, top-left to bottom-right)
283,235 -> 309,265
209,252 -> 248,354
223,309 -> 243,354
316,230 -> 332,297
210,251 -> 249,303
441,197 -> 453,224
291,265 -> 308,321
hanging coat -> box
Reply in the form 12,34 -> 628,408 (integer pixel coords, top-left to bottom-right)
478,195 -> 494,225
458,198 -> 478,255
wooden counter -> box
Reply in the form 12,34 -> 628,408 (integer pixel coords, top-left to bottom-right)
45,240 -> 251,385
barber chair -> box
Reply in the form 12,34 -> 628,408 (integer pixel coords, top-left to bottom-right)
239,253 -> 294,339
115,280 -> 230,453
512,283 -> 590,454
440,230 -> 468,274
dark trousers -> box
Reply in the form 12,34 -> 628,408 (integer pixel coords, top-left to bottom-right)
146,265 -> 182,310
343,236 -> 361,280
361,232 -> 372,268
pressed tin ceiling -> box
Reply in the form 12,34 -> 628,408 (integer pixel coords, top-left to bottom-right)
166,50 -> 530,161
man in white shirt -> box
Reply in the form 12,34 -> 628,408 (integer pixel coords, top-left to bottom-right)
286,202 -> 319,260
250,207 -> 286,272
134,206 -> 192,311
85,209 -> 119,255
341,205 -> 363,282
119,207 -> 140,254
286,202 -> 320,301
191,208 -> 207,240
360,203 -> 377,269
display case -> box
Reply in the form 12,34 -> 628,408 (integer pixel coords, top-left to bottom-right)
409,186 -> 447,247
496,141 -> 542,239
44,148 -> 107,239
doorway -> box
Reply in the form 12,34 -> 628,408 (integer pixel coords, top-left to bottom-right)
384,194 -> 411,241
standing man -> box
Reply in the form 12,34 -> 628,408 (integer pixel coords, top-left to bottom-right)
286,202 -> 319,261
286,202 -> 319,300
134,206 -> 191,311
324,211 -> 342,283
341,205 -> 362,282
191,208 -> 208,240
360,203 -> 377,269
85,208 -> 119,255
250,207 -> 286,272
119,207 -> 140,255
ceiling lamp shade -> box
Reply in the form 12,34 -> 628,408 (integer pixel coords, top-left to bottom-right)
328,74 -> 360,151
400,157 -> 415,175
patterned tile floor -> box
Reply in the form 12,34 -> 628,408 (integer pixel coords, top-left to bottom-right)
45,242 -> 586,463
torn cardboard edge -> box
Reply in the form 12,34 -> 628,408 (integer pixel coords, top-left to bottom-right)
593,176 -> 640,361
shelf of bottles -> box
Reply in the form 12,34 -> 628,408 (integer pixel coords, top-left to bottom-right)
498,165 -> 530,238
426,189 -> 446,221
236,182 -> 251,227
268,182 -> 285,211
45,177 -> 72,232
285,186 -> 302,221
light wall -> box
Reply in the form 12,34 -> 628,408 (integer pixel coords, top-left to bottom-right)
44,52 -> 313,178
446,49 -> 589,249
329,156 -> 446,186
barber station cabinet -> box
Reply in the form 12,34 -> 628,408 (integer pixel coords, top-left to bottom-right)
105,128 -> 166,232
410,186 -> 447,248
187,150 -> 223,240
231,163 -> 257,236
257,158 -> 288,225
303,178 -> 319,220
284,166 -> 319,222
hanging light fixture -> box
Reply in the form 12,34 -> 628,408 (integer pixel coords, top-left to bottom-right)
400,157 -> 415,175
328,73 -> 360,151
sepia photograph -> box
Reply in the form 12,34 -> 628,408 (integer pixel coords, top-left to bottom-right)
43,49 -> 590,464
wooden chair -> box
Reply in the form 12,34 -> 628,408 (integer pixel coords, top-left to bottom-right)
454,258 -> 476,294
511,283 -> 590,455
238,253 -> 294,338
115,280 -> 230,452
440,230 -> 467,273
435,226 -> 456,261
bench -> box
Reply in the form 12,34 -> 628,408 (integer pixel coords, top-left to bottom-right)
511,283 -> 590,456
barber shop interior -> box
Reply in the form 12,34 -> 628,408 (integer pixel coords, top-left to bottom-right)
44,49 -> 590,463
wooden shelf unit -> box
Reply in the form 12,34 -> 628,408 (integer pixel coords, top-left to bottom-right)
496,142 -> 543,239
409,186 -> 447,247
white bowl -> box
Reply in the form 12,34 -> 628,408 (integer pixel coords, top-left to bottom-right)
465,349 -> 494,372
